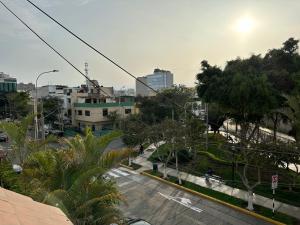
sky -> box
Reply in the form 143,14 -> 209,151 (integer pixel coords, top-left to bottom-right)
0,0 -> 300,89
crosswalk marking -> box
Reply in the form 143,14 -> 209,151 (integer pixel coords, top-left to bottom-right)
111,168 -> 130,176
105,168 -> 135,179
107,171 -> 120,178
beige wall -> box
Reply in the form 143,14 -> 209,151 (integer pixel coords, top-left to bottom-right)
73,105 -> 137,130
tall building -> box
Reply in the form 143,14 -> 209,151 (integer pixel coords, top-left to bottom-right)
0,72 -> 17,93
136,69 -> 174,96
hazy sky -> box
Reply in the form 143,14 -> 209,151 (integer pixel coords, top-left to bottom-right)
0,0 -> 300,89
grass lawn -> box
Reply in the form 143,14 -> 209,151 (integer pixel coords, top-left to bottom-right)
121,159 -> 142,170
145,170 -> 299,225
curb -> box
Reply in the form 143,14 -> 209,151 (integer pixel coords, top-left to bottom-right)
120,163 -> 134,170
141,171 -> 285,225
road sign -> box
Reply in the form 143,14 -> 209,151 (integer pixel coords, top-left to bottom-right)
272,175 -> 278,189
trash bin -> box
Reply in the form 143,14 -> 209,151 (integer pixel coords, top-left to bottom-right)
153,163 -> 158,172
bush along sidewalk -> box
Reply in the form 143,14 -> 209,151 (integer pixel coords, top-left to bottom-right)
144,170 -> 299,225
120,159 -> 142,170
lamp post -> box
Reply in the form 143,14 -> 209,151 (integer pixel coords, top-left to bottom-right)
34,70 -> 59,140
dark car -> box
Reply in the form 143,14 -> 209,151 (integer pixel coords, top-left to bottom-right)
0,132 -> 8,142
126,219 -> 152,225
110,218 -> 152,225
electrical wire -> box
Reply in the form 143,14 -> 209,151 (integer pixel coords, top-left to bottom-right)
0,0 -> 112,98
24,0 -> 159,96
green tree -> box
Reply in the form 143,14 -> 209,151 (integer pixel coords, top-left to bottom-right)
42,96 -> 64,128
0,114 -> 57,165
21,130 -> 128,225
138,85 -> 193,124
107,110 -> 121,130
6,92 -> 31,119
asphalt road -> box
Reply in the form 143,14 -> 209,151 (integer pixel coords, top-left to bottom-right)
104,137 -> 126,152
107,167 -> 272,225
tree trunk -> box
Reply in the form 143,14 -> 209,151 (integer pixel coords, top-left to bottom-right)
247,189 -> 254,211
175,151 -> 182,185
272,113 -> 278,143
163,163 -> 167,178
128,156 -> 132,166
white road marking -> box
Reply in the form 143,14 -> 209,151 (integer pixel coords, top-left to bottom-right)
112,168 -> 130,176
159,192 -> 203,213
118,180 -> 133,187
107,171 -> 120,178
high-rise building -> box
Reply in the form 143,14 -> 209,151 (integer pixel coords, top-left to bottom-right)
136,69 -> 173,96
0,72 -> 17,93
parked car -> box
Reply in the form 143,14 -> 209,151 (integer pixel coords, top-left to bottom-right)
0,132 -> 8,142
126,219 -> 152,225
46,130 -> 64,137
111,218 -> 152,225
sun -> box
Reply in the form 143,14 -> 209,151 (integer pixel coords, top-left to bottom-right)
236,17 -> 254,33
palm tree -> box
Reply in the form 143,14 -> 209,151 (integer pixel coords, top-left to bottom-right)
22,129 -> 129,225
0,114 -> 56,165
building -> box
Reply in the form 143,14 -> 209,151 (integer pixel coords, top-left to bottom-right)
31,85 -> 68,99
136,69 -> 174,96
17,82 -> 35,92
114,88 -> 135,97
70,83 -> 137,131
0,72 -> 17,93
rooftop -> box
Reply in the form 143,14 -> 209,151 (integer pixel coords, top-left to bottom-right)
0,187 -> 73,225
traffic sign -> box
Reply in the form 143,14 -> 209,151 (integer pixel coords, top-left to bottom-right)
272,175 -> 278,189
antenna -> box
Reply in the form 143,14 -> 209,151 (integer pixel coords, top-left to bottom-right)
84,62 -> 89,86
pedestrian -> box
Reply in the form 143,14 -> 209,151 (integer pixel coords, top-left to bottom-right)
139,144 -> 144,155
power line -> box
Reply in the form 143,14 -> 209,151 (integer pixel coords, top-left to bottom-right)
24,0 -> 160,96
0,0 -> 112,98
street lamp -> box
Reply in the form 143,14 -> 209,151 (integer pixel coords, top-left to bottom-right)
34,70 -> 59,140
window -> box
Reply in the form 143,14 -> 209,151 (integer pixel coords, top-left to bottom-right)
85,111 -> 90,116
68,98 -> 71,103
125,108 -> 132,114
102,109 -> 108,116
78,110 -> 82,115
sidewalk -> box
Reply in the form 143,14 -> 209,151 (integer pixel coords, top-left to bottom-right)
132,146 -> 300,220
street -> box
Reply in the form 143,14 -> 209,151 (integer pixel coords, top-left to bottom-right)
104,137 -> 126,152
107,167 -> 272,225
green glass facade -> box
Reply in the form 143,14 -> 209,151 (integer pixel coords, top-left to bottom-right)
0,79 -> 17,93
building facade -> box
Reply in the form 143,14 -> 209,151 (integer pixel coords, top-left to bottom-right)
136,69 -> 173,96
0,72 -> 17,93
71,86 -> 137,131
17,82 -> 35,92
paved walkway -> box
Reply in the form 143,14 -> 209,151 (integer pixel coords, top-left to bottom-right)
132,145 -> 300,220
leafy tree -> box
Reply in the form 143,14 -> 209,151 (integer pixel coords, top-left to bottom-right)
107,111 -> 121,130
0,92 -> 30,120
0,115 -> 55,165
138,85 -> 193,124
21,130 -> 128,225
196,55 -> 276,210
122,114 -> 147,147
42,96 -> 64,128
263,38 -> 300,141
207,103 -> 226,134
